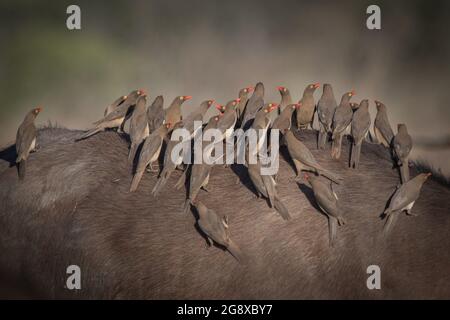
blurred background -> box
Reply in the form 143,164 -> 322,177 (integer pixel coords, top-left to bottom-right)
0,0 -> 449,173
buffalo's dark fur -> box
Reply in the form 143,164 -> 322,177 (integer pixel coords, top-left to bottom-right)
0,127 -> 449,299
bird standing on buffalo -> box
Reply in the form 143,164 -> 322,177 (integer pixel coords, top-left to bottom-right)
236,86 -> 253,125
78,89 -> 144,140
184,161 -> 214,214
374,100 -> 394,147
194,201 -> 245,263
104,95 -> 127,117
183,108 -> 227,213
297,83 -> 320,129
393,124 -> 413,183
240,82 -> 265,130
164,95 -> 192,131
284,130 -> 341,184
272,103 -> 301,132
270,86 -> 292,124
129,123 -> 169,192
247,159 -> 291,220
175,113 -> 222,191
383,173 -> 432,235
350,99 -> 371,169
151,122 -> 185,197
182,99 -> 214,138
331,90 -> 355,159
317,84 -> 337,149
147,95 -> 165,133
128,94 -> 150,164
205,99 -> 239,156
304,174 -> 346,247
251,103 -> 278,156
15,107 -> 42,180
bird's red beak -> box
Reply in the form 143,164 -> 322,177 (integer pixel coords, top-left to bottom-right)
277,86 -> 285,91
36,106 -> 43,113
313,83 -> 320,89
235,98 -> 241,103
183,96 -> 192,101
246,86 -> 254,92
350,90 -> 356,96
215,104 -> 223,111
138,89 -> 147,96
295,103 -> 302,109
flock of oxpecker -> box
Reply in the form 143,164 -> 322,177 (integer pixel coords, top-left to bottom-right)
14,82 -> 432,262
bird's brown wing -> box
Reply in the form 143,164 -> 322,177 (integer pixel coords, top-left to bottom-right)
332,106 -> 353,133
94,103 -> 130,125
136,134 -> 163,172
241,97 -> 264,128
314,187 -> 339,217
190,164 -> 211,193
130,111 -> 149,143
16,123 -> 36,161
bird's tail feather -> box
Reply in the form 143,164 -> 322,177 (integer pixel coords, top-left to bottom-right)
350,143 -> 361,169
77,127 -> 102,140
383,211 -> 399,236
318,129 -> 327,149
128,143 -> 139,164
17,160 -> 26,180
400,161 -> 410,183
151,173 -> 169,197
175,169 -> 187,190
183,199 -> 192,214
328,216 -> 338,247
274,197 -> 291,220
318,168 -> 341,184
227,240 -> 245,264
129,170 -> 144,192
331,133 -> 343,159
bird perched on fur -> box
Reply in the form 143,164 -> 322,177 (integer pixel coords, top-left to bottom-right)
175,113 -> 222,191
247,159 -> 291,220
331,90 -> 355,159
304,174 -> 346,247
317,84 -> 337,150
78,89 -> 144,140
350,99 -> 371,169
194,201 -> 245,263
272,103 -> 301,132
104,95 -> 127,117
182,99 -> 215,138
151,122 -> 185,197
164,95 -> 192,130
383,173 -> 431,235
129,123 -> 170,192
270,86 -> 292,124
240,82 -> 264,130
236,86 -> 253,125
128,94 -> 150,164
147,95 -> 165,133
15,107 -> 42,180
392,124 -> 413,183
284,129 -> 341,183
374,100 -> 394,147
297,83 -> 319,129
250,103 -> 278,156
